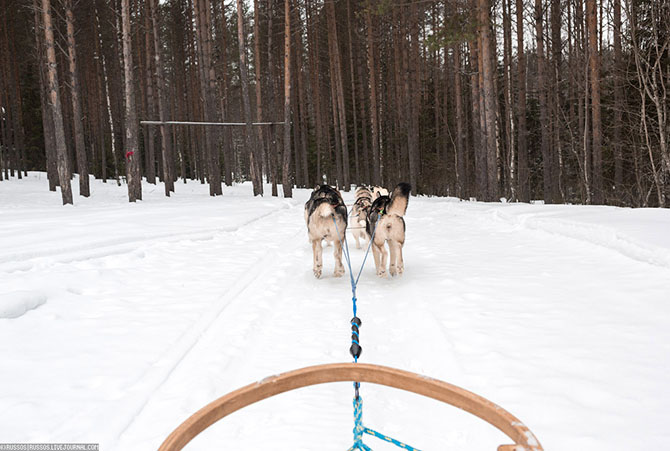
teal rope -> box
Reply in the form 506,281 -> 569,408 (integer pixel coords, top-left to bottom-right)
347,397 -> 372,451
333,213 -> 421,451
363,427 -> 422,450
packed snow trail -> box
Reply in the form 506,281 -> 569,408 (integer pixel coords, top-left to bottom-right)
1,174 -> 669,450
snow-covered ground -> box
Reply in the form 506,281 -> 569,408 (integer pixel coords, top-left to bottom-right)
1,173 -> 669,450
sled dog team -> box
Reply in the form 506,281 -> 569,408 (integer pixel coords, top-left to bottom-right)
304,183 -> 411,279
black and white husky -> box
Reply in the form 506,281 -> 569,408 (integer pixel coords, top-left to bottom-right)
304,185 -> 348,278
350,186 -> 373,248
366,183 -> 411,278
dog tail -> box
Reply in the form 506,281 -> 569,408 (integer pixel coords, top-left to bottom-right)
387,182 -> 411,216
315,201 -> 335,218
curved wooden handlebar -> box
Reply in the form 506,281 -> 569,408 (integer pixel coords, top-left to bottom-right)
158,363 -> 543,450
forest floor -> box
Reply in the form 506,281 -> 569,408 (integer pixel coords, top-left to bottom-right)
1,173 -> 669,450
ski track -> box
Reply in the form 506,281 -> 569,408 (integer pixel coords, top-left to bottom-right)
110,215 -> 305,449
0,204 -> 289,271
490,206 -> 670,270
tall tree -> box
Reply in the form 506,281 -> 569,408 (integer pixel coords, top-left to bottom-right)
516,0 -> 529,201
150,0 -> 175,195
121,0 -> 142,201
65,0 -> 90,197
40,0 -> 73,205
281,0 -> 292,198
535,0 -> 558,203
326,0 -> 350,191
366,4 -> 381,186
612,0 -> 623,200
143,1 -> 156,184
478,0 -> 498,201
587,0 -> 603,203
237,0 -> 262,196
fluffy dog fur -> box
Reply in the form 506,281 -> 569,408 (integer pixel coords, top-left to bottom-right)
366,183 -> 411,277
372,186 -> 389,199
304,185 -> 348,278
350,186 -> 373,248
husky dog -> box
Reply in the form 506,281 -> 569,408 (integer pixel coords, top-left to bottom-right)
305,185 -> 348,278
350,186 -> 373,248
366,183 -> 411,278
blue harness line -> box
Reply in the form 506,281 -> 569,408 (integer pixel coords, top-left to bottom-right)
332,214 -> 421,451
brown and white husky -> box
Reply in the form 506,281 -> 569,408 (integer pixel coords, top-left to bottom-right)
304,185 -> 348,278
366,183 -> 411,277
350,186 -> 373,249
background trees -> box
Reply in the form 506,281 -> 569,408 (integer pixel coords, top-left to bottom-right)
0,0 -> 668,206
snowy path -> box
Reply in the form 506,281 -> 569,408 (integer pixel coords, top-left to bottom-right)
1,174 -> 669,450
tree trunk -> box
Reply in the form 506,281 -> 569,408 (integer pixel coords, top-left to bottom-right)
281,0 -> 292,198
41,0 -> 73,204
502,0 -> 514,200
65,0 -> 90,197
33,0 -> 58,190
346,0 -> 360,185
587,0 -> 603,203
535,0 -> 556,203
237,0 -> 262,196
366,6 -> 380,186
469,38 -> 486,200
326,0 -> 350,191
143,1 -> 156,184
121,0 -> 142,201
516,0 -> 529,201
253,0 -> 266,188
612,0 -> 623,201
408,1 -> 420,193
150,0 -> 175,195
454,44 -> 466,199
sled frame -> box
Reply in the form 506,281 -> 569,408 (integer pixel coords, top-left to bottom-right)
158,363 -> 543,451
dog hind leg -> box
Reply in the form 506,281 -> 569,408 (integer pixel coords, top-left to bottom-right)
379,243 -> 388,278
312,239 -> 323,278
388,240 -> 398,276
396,242 -> 404,275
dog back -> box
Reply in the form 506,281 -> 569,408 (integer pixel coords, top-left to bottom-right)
366,183 -> 410,237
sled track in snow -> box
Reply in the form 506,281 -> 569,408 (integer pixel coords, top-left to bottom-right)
490,210 -> 670,270
0,204 -> 291,271
110,208 -> 304,449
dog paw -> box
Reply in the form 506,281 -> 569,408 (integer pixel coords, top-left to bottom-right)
389,266 -> 397,277
376,269 -> 387,278
314,267 -> 323,278
334,267 -> 345,277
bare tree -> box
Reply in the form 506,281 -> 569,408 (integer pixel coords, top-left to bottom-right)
65,0 -> 90,197
237,0 -> 262,196
281,0 -> 292,198
587,0 -> 603,204
40,0 -> 73,205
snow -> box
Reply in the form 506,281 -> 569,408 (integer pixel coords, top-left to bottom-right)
1,172 -> 669,450
0,291 -> 47,319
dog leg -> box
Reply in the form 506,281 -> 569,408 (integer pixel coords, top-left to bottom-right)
354,232 -> 361,249
388,240 -> 398,277
333,239 -> 345,277
312,239 -> 323,278
379,243 -> 388,278
396,242 -> 404,275
371,242 -> 383,277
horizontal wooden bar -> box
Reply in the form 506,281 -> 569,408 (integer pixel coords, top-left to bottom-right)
139,120 -> 284,126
